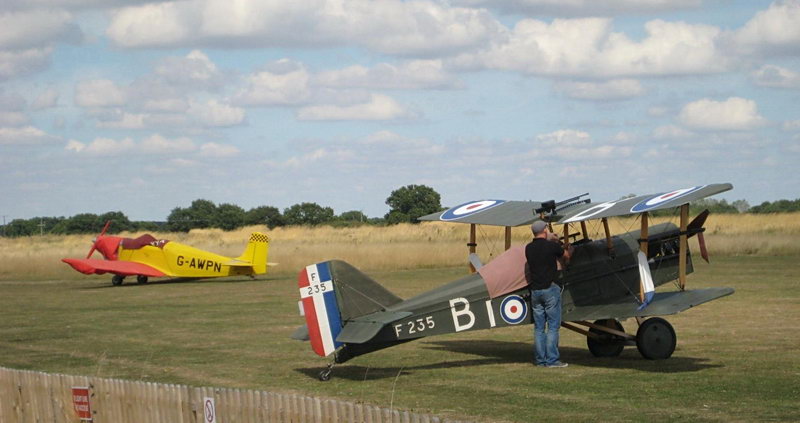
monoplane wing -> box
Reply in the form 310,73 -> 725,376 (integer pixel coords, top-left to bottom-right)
562,287 -> 734,322
556,183 -> 733,224
62,258 -> 166,277
418,200 -> 543,227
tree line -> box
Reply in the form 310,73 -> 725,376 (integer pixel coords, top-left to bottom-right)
2,187 -> 798,237
1,185 -> 443,237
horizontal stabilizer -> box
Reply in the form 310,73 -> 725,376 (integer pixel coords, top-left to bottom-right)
336,311 -> 413,343
563,287 -> 734,322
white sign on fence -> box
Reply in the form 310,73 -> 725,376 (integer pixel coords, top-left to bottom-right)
203,397 -> 216,423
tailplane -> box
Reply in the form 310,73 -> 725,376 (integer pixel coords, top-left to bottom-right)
236,232 -> 270,274
298,260 -> 403,357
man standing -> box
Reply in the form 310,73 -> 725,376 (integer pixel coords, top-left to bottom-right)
526,220 -> 572,368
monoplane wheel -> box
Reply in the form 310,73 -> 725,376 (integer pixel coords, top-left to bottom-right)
636,317 -> 676,360
111,275 -> 124,286
137,275 -> 148,284
587,319 -> 625,357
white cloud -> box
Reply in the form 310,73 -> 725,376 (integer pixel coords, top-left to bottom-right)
74,79 -> 127,107
297,94 -> 411,121
154,50 -> 224,89
140,134 -> 195,154
751,64 -> 800,89
199,142 -> 239,157
96,112 -> 146,129
106,0 -> 501,56
0,47 -> 52,80
0,111 -> 28,126
0,126 -> 58,145
733,0 -> 800,56
678,97 -> 768,131
536,129 -> 592,147
65,137 -> 135,156
455,0 -> 701,17
555,78 -> 644,100
0,9 -> 80,50
452,18 -> 728,77
188,99 -> 245,127
315,60 -> 461,90
233,60 -> 311,106
66,134 -> 197,156
31,88 -> 59,110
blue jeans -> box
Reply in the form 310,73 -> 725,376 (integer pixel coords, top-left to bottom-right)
531,283 -> 562,366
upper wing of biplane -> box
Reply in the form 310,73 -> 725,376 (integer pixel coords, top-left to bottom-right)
418,183 -> 733,226
555,183 -> 733,224
61,258 -> 166,277
418,200 -> 543,227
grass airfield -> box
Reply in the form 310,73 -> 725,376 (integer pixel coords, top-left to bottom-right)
1,256 -> 798,422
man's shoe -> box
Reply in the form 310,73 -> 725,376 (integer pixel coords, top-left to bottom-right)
547,362 -> 568,368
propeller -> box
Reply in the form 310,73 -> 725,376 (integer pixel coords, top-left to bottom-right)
687,209 -> 710,263
86,221 -> 112,259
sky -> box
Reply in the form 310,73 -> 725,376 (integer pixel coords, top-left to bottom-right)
1,0 -> 799,221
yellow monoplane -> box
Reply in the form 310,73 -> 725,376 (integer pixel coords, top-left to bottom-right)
62,222 -> 271,285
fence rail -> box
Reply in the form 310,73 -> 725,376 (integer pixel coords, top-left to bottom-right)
0,367 -> 466,423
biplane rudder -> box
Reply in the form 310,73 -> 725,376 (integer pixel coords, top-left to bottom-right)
236,232 -> 270,274
298,260 -> 403,357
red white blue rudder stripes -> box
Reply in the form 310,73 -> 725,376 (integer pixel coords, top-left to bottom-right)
298,262 -> 343,357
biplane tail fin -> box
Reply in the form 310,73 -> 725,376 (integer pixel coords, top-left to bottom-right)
235,232 -> 270,274
298,260 -> 403,357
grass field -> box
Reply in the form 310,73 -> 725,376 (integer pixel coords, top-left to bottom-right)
1,255 -> 798,422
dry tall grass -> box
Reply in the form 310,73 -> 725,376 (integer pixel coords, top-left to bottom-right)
1,212 -> 798,280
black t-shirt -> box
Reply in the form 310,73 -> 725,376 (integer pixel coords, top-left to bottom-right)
525,238 -> 565,290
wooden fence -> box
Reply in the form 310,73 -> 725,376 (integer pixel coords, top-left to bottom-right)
0,367 -> 467,423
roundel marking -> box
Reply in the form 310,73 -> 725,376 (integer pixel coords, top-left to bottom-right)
630,186 -> 705,213
500,295 -> 528,325
440,200 -> 506,221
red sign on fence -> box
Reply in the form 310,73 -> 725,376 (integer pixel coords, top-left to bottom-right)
71,386 -> 93,421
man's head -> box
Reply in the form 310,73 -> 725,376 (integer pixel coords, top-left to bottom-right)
531,220 -> 548,236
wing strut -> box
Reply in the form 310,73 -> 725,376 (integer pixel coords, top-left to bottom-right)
638,212 -> 649,304
678,204 -> 689,290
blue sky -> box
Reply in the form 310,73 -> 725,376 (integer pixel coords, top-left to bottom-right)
1,0 -> 798,221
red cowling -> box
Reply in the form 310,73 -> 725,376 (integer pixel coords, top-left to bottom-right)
93,236 -> 122,260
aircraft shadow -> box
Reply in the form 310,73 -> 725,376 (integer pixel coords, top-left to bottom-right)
295,339 -> 721,381
77,275 -> 277,290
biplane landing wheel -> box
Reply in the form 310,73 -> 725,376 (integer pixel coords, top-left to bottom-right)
111,275 -> 124,286
318,368 -> 332,381
636,317 -> 676,360
137,275 -> 148,284
587,319 -> 625,357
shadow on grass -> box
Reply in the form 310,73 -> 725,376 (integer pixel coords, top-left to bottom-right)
76,274 -> 279,289
295,339 -> 722,380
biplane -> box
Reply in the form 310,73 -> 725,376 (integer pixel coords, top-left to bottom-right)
294,183 -> 734,381
62,222 -> 272,285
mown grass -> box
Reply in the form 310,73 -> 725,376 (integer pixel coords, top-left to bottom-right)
2,212 -> 799,281
1,256 -> 798,422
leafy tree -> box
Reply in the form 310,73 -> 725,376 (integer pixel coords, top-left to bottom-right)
245,206 -> 285,228
188,199 -> 218,227
166,207 -> 195,232
338,210 -> 368,222
384,184 -> 442,224
750,199 -> 800,213
98,211 -> 135,233
52,213 -> 101,234
4,219 -> 38,237
214,203 -> 246,230
284,202 -> 335,226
